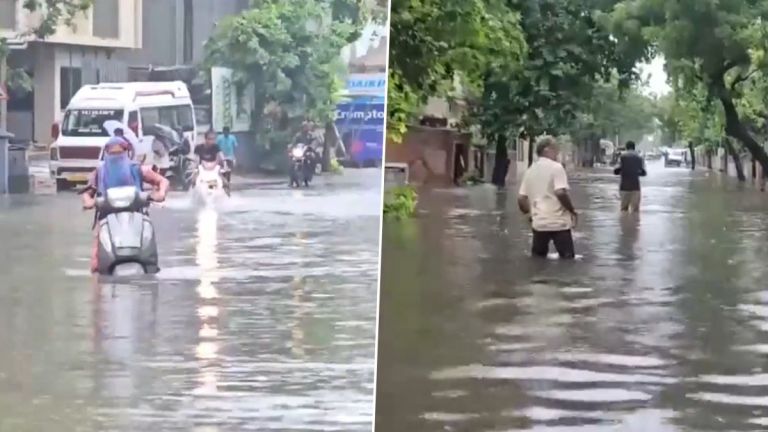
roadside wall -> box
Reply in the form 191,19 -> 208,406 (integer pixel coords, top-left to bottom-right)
693,147 -> 765,183
385,125 -> 471,186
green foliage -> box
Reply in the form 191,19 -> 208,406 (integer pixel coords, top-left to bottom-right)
329,157 -> 344,174
1,0 -> 93,90
608,0 -> 768,166
386,0 -> 526,142
570,79 -> 657,145
383,185 -> 418,219
661,83 -> 725,150
204,0 -> 365,156
469,0 -> 640,152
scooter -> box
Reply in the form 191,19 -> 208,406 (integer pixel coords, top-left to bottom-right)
193,161 -> 227,205
289,144 -> 314,188
94,186 -> 159,276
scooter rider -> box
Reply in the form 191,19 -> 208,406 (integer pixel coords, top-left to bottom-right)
82,137 -> 169,274
290,120 -> 320,170
193,130 -> 230,195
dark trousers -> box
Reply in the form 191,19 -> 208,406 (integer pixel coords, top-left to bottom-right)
532,229 -> 575,259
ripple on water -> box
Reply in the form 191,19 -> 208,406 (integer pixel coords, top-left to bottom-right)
686,392 -> 768,407
431,365 -> 676,384
532,388 -> 654,403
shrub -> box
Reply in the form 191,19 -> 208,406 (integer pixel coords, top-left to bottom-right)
383,185 -> 417,219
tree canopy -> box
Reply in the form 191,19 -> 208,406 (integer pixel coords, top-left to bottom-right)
386,0 -> 526,142
607,0 -> 768,170
204,0 -> 367,150
472,0 -> 642,149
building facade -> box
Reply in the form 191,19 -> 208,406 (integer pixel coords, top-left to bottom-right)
2,0 -> 386,149
1,0 -> 143,143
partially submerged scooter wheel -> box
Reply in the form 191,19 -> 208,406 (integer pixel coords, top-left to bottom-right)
111,262 -> 146,276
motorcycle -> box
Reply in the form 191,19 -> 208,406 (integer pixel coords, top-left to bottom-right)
94,185 -> 159,276
193,160 -> 226,205
289,143 -> 314,188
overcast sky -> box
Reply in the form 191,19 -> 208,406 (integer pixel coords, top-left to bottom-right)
638,56 -> 670,96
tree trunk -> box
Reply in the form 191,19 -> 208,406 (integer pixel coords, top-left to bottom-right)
491,134 -> 509,188
321,121 -> 334,172
724,137 -> 746,182
688,141 -> 696,170
714,77 -> 768,176
527,138 -> 534,167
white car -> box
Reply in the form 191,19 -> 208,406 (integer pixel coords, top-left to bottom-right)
665,149 -> 686,167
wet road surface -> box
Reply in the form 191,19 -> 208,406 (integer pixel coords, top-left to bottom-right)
0,169 -> 381,431
377,161 -> 768,431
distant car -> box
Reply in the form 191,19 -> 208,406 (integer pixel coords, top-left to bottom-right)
665,149 -> 686,167
645,150 -> 662,160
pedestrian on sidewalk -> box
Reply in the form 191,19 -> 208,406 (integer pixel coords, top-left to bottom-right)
517,136 -> 578,259
613,140 -> 647,213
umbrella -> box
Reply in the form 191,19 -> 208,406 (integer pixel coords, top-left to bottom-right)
103,120 -> 153,159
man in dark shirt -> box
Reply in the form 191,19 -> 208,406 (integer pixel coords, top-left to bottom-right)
193,130 -> 229,194
194,130 -> 224,163
613,140 -> 647,213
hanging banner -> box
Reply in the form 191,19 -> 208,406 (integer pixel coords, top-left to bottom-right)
211,67 -> 253,132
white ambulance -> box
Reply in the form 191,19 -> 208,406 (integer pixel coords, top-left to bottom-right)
49,81 -> 197,189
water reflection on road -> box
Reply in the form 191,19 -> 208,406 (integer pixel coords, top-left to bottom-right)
0,170 -> 381,431
377,162 -> 768,431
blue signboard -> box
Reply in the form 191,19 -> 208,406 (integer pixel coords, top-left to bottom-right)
335,100 -> 385,165
345,73 -> 387,96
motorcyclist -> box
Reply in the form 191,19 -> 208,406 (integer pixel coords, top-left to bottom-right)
290,121 -> 320,172
82,137 -> 169,274
193,130 -> 230,195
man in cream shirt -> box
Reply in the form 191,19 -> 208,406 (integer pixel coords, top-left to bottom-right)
517,136 -> 578,259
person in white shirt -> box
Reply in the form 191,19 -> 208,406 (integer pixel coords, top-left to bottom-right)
517,136 -> 578,259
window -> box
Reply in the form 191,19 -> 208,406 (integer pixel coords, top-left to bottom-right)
0,0 -> 15,29
92,0 -> 119,39
60,67 -> 83,110
127,110 -> 139,134
61,109 -> 124,137
140,105 -> 195,134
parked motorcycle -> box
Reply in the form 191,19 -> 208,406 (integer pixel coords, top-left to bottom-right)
289,143 -> 314,187
94,186 -> 159,276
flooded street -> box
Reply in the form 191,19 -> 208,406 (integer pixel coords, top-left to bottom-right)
377,162 -> 768,431
0,169 -> 381,431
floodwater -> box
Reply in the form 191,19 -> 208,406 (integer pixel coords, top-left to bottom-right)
377,161 -> 768,431
0,169 -> 381,431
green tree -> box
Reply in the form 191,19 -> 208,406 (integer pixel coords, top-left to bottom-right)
471,0 -> 635,170
386,0 -> 526,142
204,0 -> 364,170
607,0 -> 768,175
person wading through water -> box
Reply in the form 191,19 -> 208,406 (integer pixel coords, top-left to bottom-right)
613,140 -> 647,213
517,136 -> 578,259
